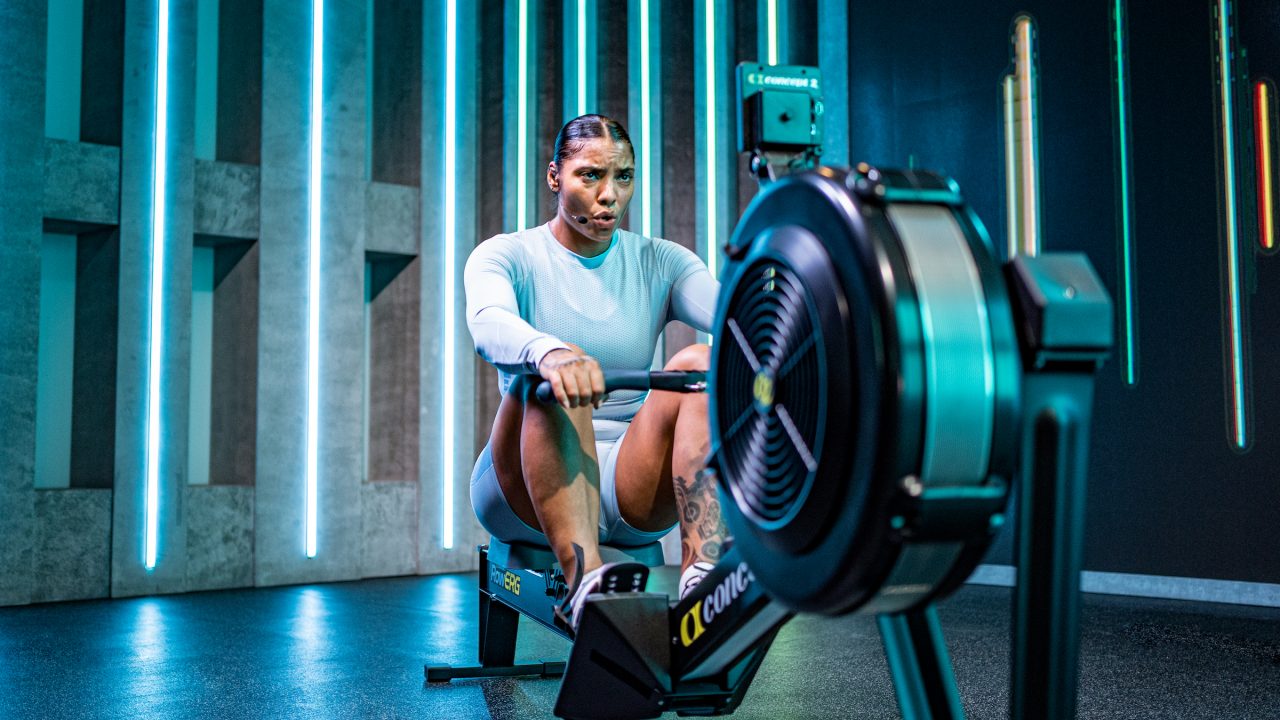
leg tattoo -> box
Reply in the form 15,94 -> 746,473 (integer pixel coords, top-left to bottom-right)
674,470 -> 728,566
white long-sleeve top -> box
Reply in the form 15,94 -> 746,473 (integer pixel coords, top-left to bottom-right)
464,222 -> 719,421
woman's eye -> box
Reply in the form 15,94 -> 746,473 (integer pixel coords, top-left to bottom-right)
583,170 -> 600,180
618,173 -> 633,183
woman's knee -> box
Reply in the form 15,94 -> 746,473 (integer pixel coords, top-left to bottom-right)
664,343 -> 711,371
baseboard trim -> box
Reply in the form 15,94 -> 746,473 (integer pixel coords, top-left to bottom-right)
967,564 -> 1280,608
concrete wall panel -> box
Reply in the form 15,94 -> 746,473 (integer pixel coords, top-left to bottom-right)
257,0 -> 367,586
257,0 -> 322,586
362,481 -> 418,578
33,489 -> 112,603
110,0 -> 195,597
185,485 -> 254,591
194,160 -> 260,239
418,0 -> 484,575
366,182 -> 419,255
0,0 -> 47,607
43,140 -> 121,228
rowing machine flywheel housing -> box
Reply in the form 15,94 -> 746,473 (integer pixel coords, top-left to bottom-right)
707,165 -> 1022,616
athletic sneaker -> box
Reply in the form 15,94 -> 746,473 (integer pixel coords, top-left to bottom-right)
561,561 -> 649,630
679,561 -> 716,600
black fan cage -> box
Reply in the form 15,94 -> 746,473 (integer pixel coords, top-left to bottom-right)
715,257 -> 826,529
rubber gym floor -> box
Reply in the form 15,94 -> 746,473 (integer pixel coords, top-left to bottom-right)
1,567 -> 1277,719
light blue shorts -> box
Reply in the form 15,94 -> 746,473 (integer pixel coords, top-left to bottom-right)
470,419 -> 676,548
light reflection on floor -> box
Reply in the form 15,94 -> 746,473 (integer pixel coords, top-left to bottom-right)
0,571 -> 1276,719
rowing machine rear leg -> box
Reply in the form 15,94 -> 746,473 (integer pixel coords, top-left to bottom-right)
477,546 -> 518,666
427,545 -> 568,683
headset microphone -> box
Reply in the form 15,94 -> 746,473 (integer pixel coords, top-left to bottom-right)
575,215 -> 589,224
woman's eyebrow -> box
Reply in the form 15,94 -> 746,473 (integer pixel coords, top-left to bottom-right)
575,163 -> 633,174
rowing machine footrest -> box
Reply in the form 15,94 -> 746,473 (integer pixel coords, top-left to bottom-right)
554,593 -> 672,719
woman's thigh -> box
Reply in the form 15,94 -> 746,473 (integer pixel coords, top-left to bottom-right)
610,345 -> 711,532
484,382 -> 539,529
481,376 -> 601,534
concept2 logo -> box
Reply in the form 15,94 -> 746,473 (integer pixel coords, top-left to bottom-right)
680,563 -> 755,647
745,72 -> 819,90
490,565 -> 521,596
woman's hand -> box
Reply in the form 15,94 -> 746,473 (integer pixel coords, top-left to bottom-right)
538,346 -> 606,409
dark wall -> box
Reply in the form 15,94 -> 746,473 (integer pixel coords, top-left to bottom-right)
216,0 -> 262,164
849,0 -> 1280,583
372,0 -> 423,185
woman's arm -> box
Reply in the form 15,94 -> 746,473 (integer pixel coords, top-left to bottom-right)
660,241 -> 720,334
465,238 -> 571,373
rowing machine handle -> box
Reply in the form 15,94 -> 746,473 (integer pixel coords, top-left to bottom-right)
534,370 -> 707,404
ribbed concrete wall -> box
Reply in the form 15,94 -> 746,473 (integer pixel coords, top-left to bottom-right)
0,0 -> 779,605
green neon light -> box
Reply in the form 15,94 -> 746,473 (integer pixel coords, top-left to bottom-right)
1015,16 -> 1039,256
1217,0 -> 1247,450
640,0 -> 652,237
1002,74 -> 1017,260
517,0 -> 528,230
705,0 -> 717,279
1114,0 -> 1138,386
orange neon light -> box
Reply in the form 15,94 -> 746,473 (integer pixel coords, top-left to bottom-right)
1256,81 -> 1275,251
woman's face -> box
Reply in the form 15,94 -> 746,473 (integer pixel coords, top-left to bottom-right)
549,137 -> 635,243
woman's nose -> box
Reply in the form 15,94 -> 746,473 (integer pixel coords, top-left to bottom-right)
597,181 -> 617,206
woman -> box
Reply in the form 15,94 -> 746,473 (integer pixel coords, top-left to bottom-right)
464,114 -> 722,627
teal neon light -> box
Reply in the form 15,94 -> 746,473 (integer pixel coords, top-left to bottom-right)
144,0 -> 172,570
704,0 -> 717,279
640,0 -> 652,237
1113,0 -> 1138,386
767,0 -> 778,65
1216,0 -> 1248,450
577,0 -> 587,116
442,0 -> 458,549
517,0 -> 529,230
306,0 -> 324,558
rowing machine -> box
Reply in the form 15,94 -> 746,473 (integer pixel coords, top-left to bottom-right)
551,164 -> 1110,720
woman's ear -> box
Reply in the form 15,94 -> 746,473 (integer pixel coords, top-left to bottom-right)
547,162 -> 560,192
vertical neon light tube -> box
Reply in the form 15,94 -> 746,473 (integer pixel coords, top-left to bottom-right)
1014,16 -> 1039,256
767,0 -> 778,65
577,0 -> 587,115
441,0 -> 457,549
1256,81 -> 1275,252
639,0 -> 652,237
306,0 -> 324,558
1002,74 -> 1018,260
704,0 -> 717,279
144,0 -> 171,570
1216,0 -> 1247,450
517,0 -> 529,230
1113,0 -> 1138,385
